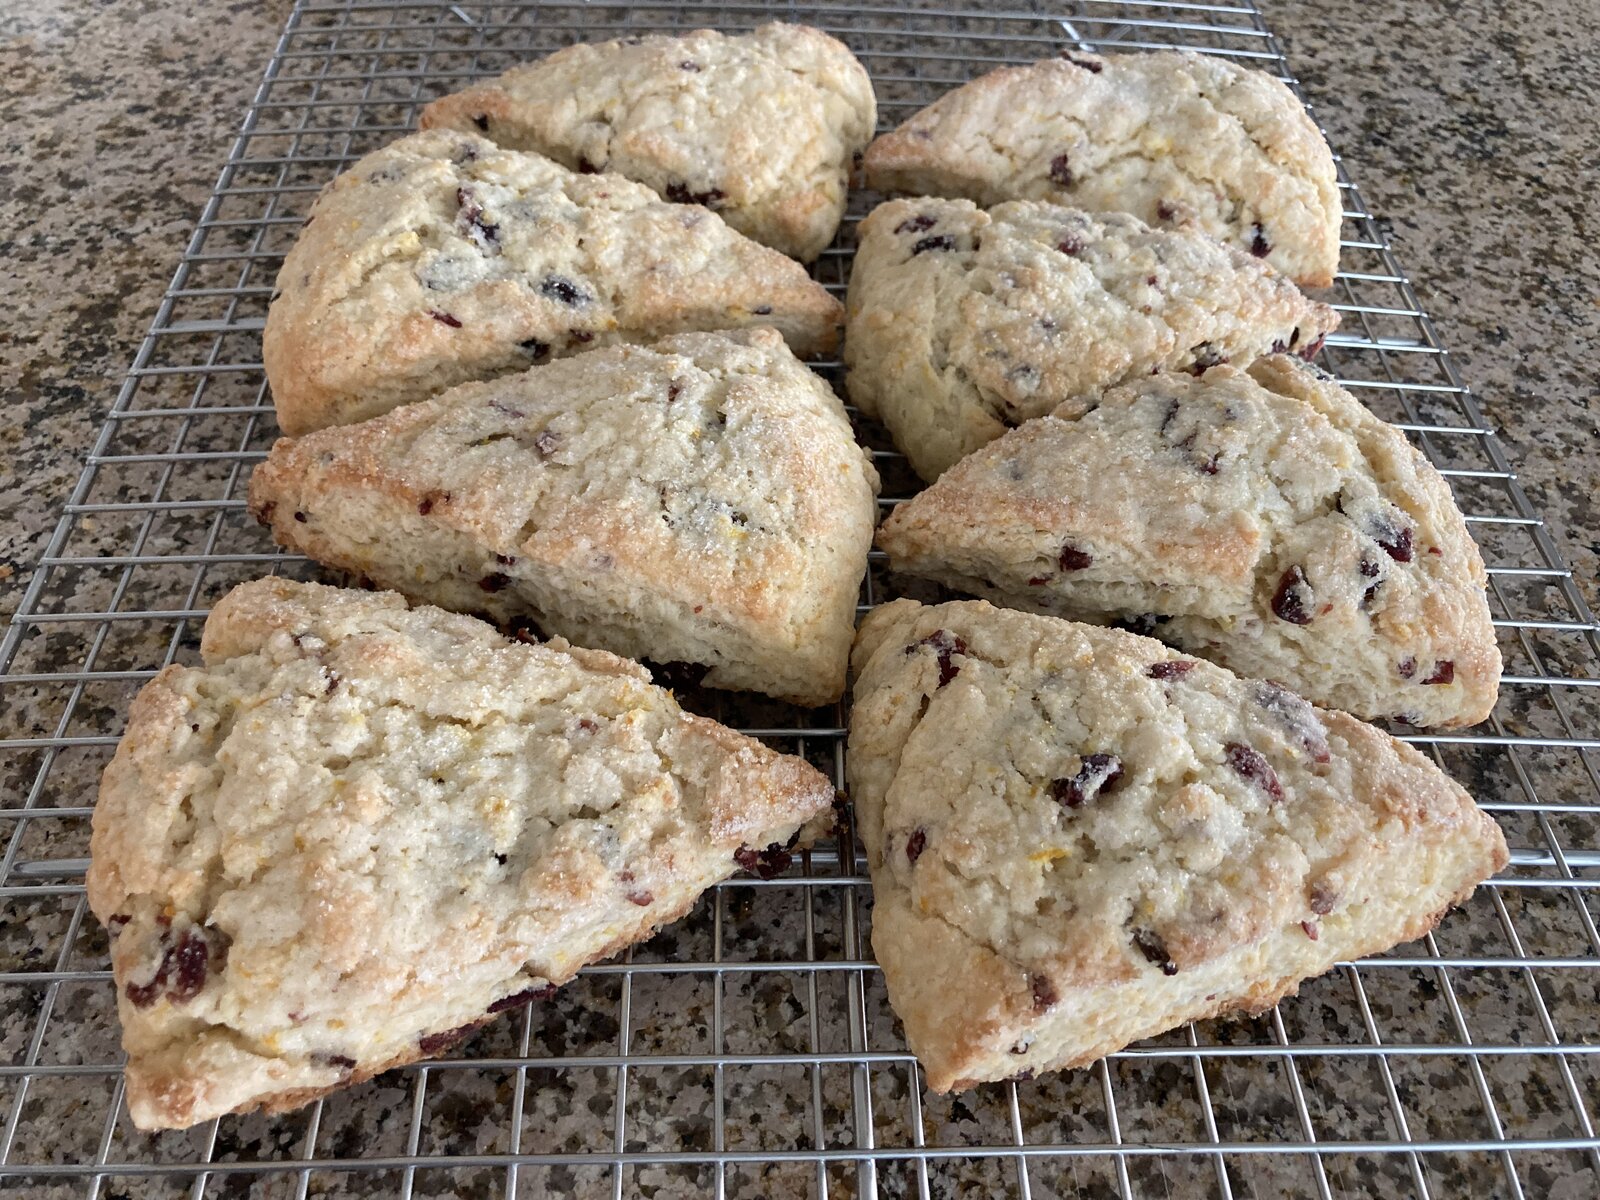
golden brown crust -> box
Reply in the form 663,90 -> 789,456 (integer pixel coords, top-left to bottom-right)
848,600 -> 1507,1092
419,23 -> 876,262
862,51 -> 1340,287
844,198 -> 1339,480
262,130 -> 842,435
874,359 -> 1501,727
249,331 -> 878,706
93,579 -> 835,1130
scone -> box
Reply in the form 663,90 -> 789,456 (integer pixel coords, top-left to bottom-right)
862,50 -> 1340,287
848,599 -> 1507,1092
844,198 -> 1339,480
263,129 -> 843,435
88,578 -> 835,1130
421,23 -> 876,262
250,329 -> 879,707
876,356 -> 1501,728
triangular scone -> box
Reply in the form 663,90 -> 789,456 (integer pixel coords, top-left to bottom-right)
848,599 -> 1507,1093
877,356 -> 1501,728
263,130 -> 844,434
845,198 -> 1338,480
250,330 -> 879,707
862,50 -> 1340,287
421,23 -> 876,262
88,579 -> 835,1130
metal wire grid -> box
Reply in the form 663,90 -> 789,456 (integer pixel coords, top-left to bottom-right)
1,1 -> 1597,1197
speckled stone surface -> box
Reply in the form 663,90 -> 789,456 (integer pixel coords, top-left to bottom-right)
2,3 -> 1598,1198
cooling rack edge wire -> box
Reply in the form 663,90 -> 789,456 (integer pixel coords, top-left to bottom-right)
2,2 -> 1599,1198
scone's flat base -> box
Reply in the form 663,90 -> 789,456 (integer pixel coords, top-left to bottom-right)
7,1 -> 1594,1194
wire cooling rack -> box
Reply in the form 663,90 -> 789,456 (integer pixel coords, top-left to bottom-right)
3,2 -> 1599,1197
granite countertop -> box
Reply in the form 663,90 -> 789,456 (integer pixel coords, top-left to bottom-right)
1,2 -> 1597,1197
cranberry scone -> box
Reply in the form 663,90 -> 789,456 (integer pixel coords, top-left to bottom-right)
844,198 -> 1338,480
848,599 -> 1507,1093
263,129 -> 843,435
250,329 -> 878,707
89,578 -> 835,1130
421,23 -> 876,262
877,356 -> 1500,728
862,50 -> 1340,287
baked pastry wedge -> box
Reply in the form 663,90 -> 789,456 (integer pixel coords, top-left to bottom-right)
263,129 -> 843,434
876,356 -> 1501,728
848,599 -> 1507,1093
89,578 -> 836,1130
862,50 -> 1340,287
421,23 -> 876,262
845,198 -> 1338,480
250,329 -> 879,707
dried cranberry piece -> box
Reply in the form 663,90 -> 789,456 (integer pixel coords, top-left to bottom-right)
107,913 -> 131,932
455,187 -> 499,250
429,310 -> 463,328
1224,742 -> 1283,802
663,182 -> 726,207
734,842 -> 792,880
1422,661 -> 1455,685
1027,576 -> 1051,587
1271,566 -> 1314,625
533,429 -> 561,459
124,927 -> 223,1008
895,214 -> 937,235
124,974 -> 164,1009
905,828 -> 927,864
1188,342 -> 1227,374
1048,153 -> 1073,187
1397,656 -> 1417,680
1248,223 -> 1271,258
1271,326 -> 1305,355
1146,660 -> 1196,680
494,553 -> 516,566
1308,881 -> 1339,915
1058,51 -> 1103,72
419,1024 -> 478,1055
471,113 -> 489,132
417,491 -> 447,516
1156,200 -> 1178,222
253,501 -> 276,527
1056,234 -> 1085,256
317,1053 -> 358,1070
1253,681 -> 1331,763
1050,752 -> 1124,809
1132,929 -> 1177,975
489,984 -> 558,1014
907,629 -> 967,687
1370,516 -> 1414,563
627,890 -> 654,907
1298,334 -> 1327,361
293,511 -> 308,523
1301,921 -> 1319,941
911,234 -> 956,255
479,573 -> 512,593
1031,974 -> 1058,1012
568,329 -> 594,346
540,275 -> 590,306
1058,543 -> 1092,571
